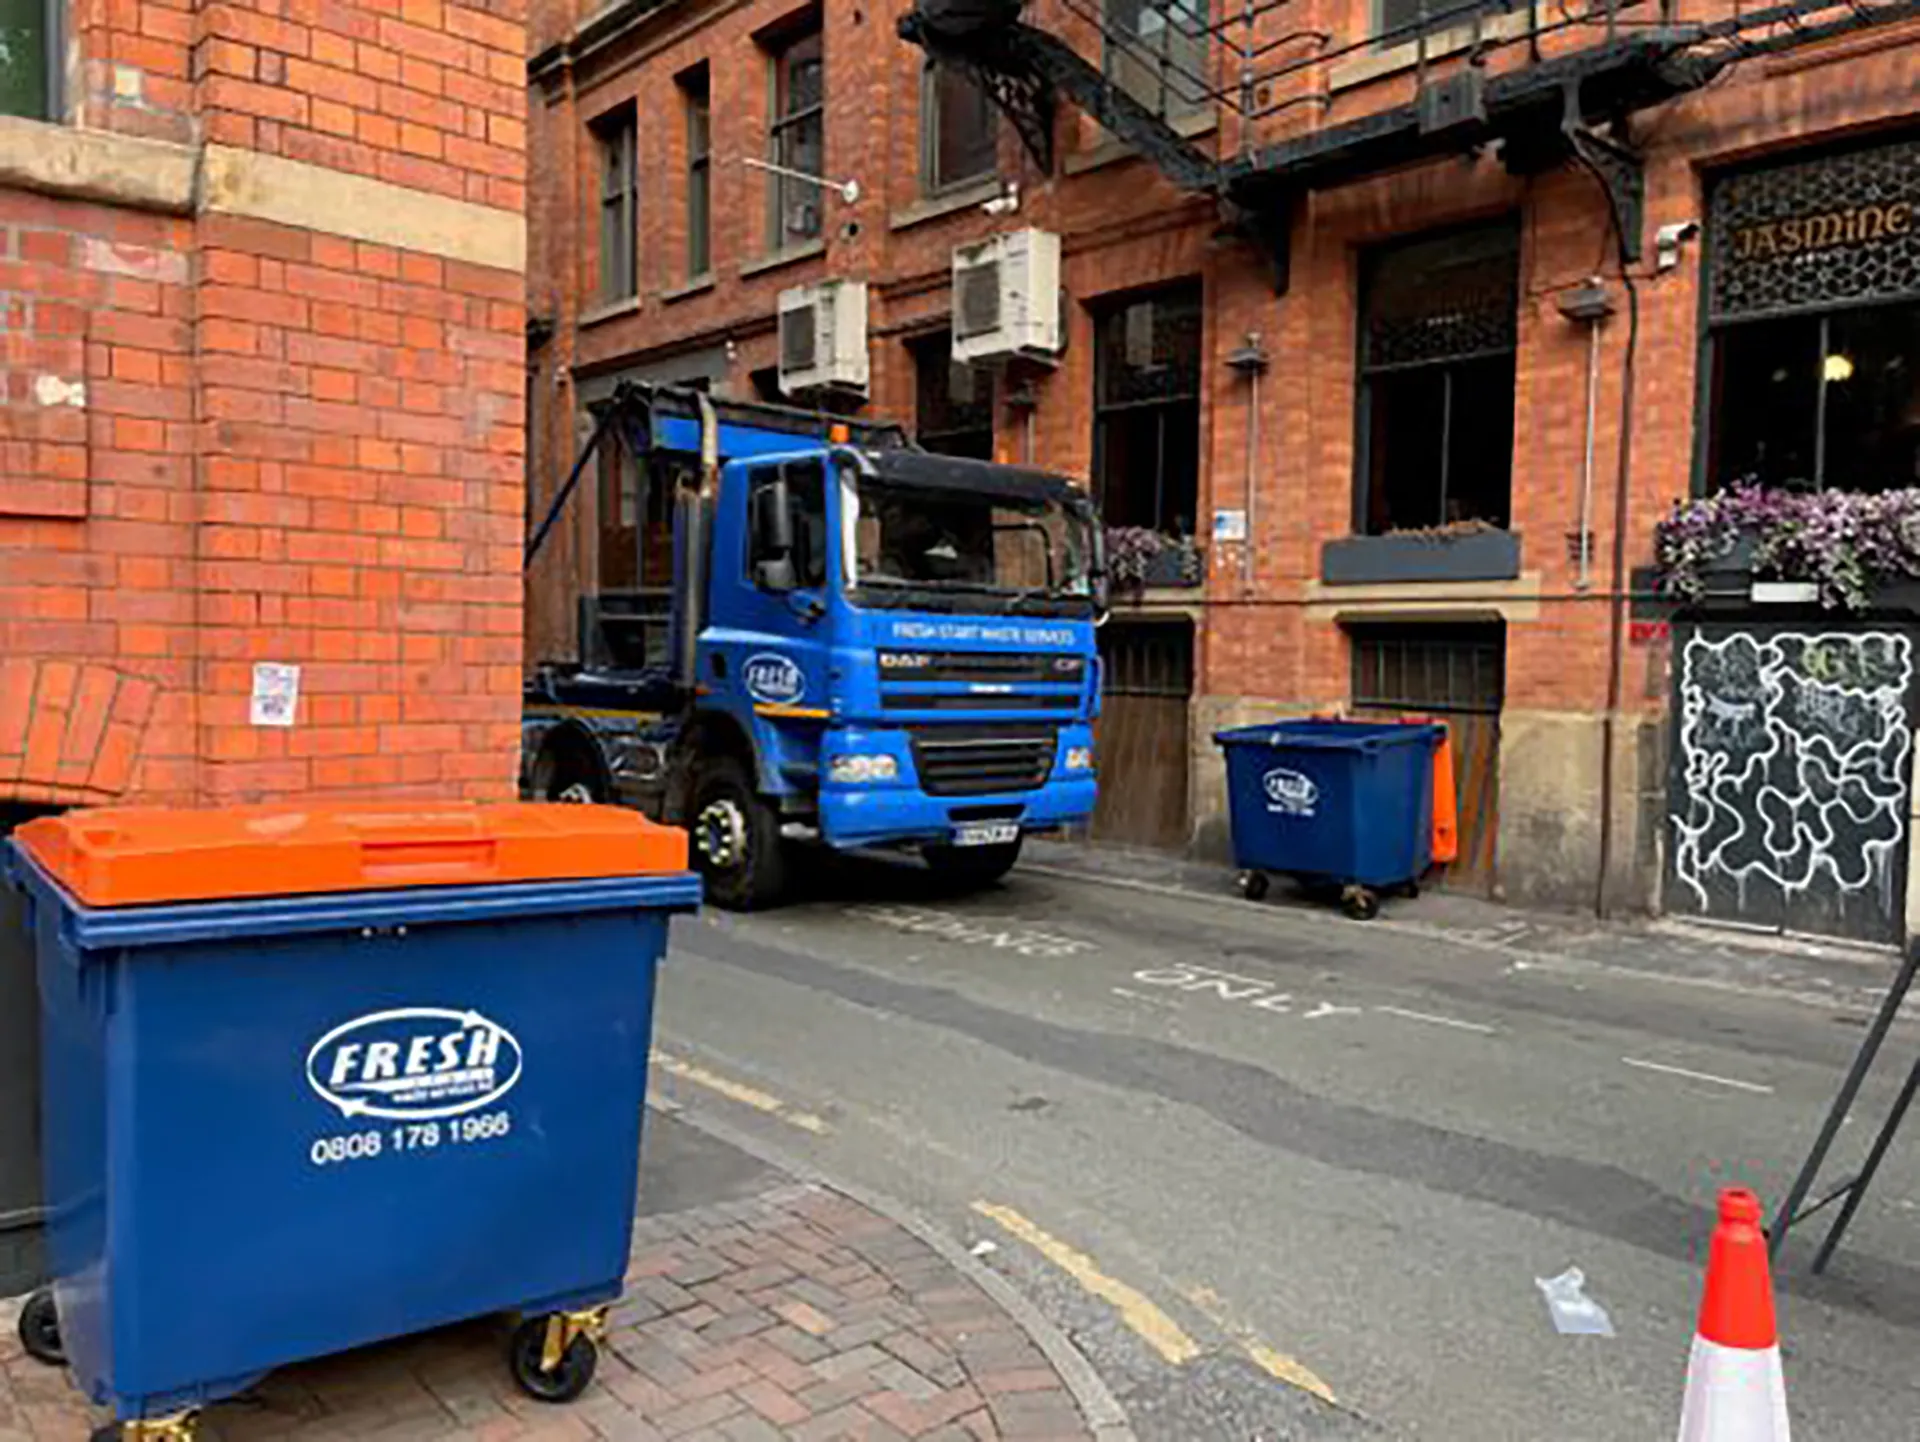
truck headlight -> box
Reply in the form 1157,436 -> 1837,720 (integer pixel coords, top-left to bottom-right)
830,753 -> 898,784
1065,746 -> 1094,771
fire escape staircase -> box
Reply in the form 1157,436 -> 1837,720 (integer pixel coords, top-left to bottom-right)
901,0 -> 1920,290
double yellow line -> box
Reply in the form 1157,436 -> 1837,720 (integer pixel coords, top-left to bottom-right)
970,1201 -> 1337,1407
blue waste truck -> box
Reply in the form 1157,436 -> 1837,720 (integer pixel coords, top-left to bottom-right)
521,382 -> 1105,909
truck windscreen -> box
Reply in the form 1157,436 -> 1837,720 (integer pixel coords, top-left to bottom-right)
842,476 -> 1095,616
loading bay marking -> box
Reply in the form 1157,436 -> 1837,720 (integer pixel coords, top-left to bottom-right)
848,904 -> 1096,959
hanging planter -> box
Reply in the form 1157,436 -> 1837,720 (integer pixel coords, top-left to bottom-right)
1654,484 -> 1920,612
1106,527 -> 1204,591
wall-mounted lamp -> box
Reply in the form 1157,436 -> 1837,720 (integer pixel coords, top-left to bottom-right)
1557,280 -> 1614,591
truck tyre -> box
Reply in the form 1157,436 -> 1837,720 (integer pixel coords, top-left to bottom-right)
922,837 -> 1023,891
692,756 -> 786,910
530,738 -> 604,804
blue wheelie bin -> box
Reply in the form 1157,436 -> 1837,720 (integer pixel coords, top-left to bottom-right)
1214,719 -> 1443,919
4,802 -> 699,1440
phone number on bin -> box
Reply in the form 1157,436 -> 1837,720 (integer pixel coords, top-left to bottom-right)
309,1111 -> 512,1167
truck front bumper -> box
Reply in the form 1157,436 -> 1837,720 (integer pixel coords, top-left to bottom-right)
816,724 -> 1097,850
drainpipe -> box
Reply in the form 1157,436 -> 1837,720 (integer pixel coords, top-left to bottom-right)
1557,279 -> 1616,591
1226,335 -> 1271,586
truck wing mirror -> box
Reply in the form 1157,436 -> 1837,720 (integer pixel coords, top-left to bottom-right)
752,476 -> 798,591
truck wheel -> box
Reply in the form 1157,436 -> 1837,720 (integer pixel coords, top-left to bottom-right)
692,756 -> 786,910
531,742 -> 603,804
19,1288 -> 63,1366
922,837 -> 1022,891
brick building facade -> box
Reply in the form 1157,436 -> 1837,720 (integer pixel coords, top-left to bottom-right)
523,0 -> 1920,912
0,0 -> 529,817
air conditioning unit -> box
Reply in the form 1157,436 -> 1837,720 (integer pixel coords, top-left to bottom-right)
777,279 -> 870,397
951,228 -> 1063,365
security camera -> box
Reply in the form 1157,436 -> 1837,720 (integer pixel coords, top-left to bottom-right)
980,182 -> 1020,217
1655,220 -> 1700,273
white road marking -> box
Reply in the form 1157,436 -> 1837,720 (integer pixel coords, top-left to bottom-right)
1619,1056 -> 1775,1095
848,903 -> 1094,959
1302,1002 -> 1362,1021
1376,1005 -> 1497,1035
1129,962 -> 1369,1023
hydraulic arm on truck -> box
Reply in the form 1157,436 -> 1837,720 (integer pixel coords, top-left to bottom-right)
521,381 -> 1107,909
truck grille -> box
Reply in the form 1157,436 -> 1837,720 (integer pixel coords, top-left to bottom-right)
883,693 -> 1079,712
910,726 -> 1057,797
879,650 -> 1085,684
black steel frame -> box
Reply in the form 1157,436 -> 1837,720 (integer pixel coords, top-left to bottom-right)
1770,942 -> 1920,1271
901,0 -> 1920,292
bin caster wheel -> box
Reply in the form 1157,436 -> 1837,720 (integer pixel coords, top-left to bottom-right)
1341,887 -> 1380,922
1402,879 -> 1421,900
92,1417 -> 197,1441
19,1287 -> 63,1366
1241,871 -> 1270,902
509,1314 -> 600,1404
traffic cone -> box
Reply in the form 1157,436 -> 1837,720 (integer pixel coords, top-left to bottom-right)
1677,1189 -> 1791,1441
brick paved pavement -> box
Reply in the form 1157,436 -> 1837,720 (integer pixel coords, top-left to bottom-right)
0,1166 -> 1105,1442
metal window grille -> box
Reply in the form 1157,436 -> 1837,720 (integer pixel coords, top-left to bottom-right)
1356,221 -> 1519,533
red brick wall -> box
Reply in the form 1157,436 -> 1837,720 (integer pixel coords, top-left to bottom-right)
0,0 -> 527,810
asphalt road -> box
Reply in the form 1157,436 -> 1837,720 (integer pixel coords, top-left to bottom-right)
645,856 -> 1920,1441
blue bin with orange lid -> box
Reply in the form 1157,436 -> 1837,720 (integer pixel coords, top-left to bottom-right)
5,802 -> 699,1436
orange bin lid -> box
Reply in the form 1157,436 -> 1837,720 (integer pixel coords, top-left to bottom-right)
14,802 -> 690,908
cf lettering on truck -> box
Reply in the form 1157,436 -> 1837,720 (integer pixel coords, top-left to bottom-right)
520,383 -> 1108,909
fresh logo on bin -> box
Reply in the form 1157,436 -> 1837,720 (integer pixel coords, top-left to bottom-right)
306,1008 -> 522,1121
1262,767 -> 1318,818
743,653 -> 805,706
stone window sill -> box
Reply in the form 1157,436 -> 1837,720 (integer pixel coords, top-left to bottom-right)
890,177 -> 1005,232
740,239 -> 827,279
662,273 -> 715,303
578,295 -> 641,328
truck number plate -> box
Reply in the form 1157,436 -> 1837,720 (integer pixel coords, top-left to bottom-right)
952,822 -> 1019,848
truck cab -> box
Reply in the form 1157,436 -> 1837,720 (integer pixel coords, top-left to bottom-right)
523,383 -> 1104,909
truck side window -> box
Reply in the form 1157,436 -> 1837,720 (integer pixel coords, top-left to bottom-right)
749,461 -> 828,590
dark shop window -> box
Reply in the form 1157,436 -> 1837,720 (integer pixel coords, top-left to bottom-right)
680,65 -> 712,280
910,332 -> 994,459
0,2 -> 54,120
1357,221 -> 1519,534
921,60 -> 998,196
1705,304 -> 1920,493
1350,621 -> 1505,715
1104,0 -> 1210,118
766,14 -> 825,251
1092,283 -> 1203,536
593,107 -> 638,303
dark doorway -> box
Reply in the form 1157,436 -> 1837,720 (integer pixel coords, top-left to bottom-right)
1093,619 -> 1194,849
1348,621 -> 1504,890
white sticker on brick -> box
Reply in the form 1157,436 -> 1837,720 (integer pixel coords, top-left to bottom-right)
32,375 -> 86,408
250,662 -> 301,728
